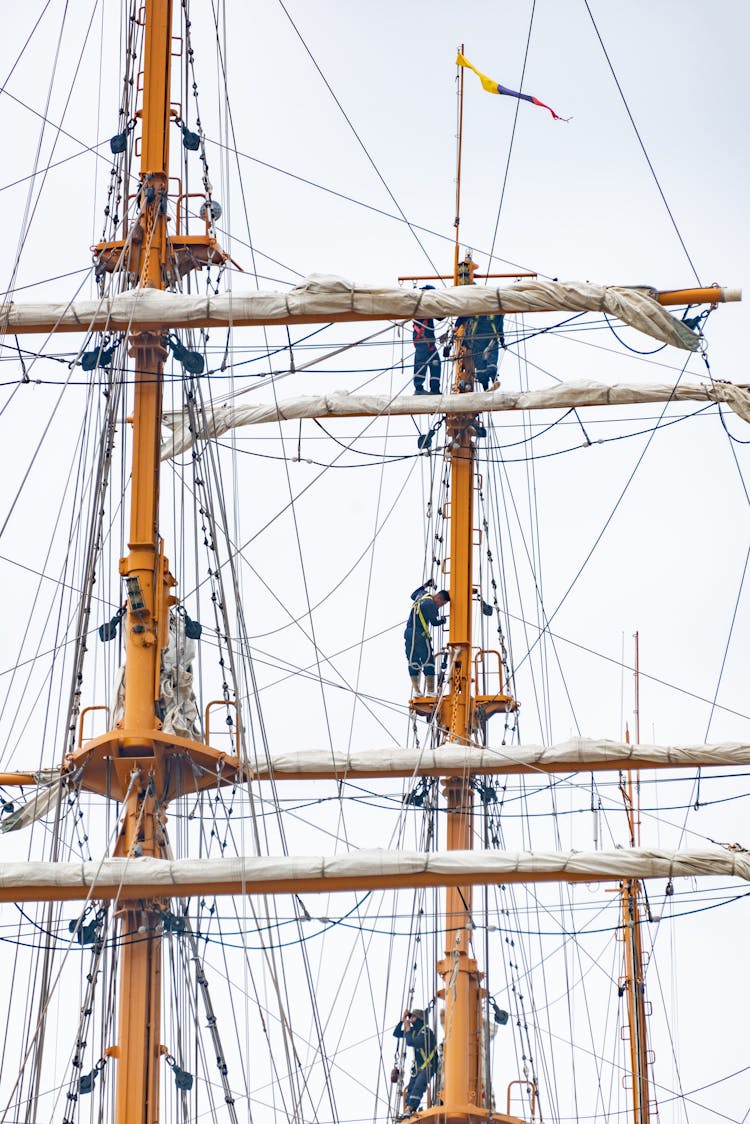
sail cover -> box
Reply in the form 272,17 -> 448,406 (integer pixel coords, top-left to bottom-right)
0,275 -> 715,347
161,380 -> 750,459
246,738 -> 750,779
1,846 -> 748,903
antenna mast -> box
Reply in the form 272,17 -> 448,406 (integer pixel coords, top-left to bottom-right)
620,632 -> 655,1124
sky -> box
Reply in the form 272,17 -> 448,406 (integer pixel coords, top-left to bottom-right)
1,2 -> 749,1122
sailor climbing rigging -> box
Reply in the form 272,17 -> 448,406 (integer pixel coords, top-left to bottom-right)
393,1008 -> 439,1117
404,583 -> 449,695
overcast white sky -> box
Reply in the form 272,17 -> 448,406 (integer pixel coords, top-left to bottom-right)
1,4 -> 749,1120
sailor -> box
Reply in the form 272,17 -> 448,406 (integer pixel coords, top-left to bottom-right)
412,285 -> 442,396
455,312 -> 505,390
404,584 -> 449,695
393,1008 -> 438,1117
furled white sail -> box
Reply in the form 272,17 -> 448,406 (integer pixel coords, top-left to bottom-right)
160,618 -> 201,740
109,615 -> 201,739
0,275 -> 725,345
161,381 -> 750,459
246,738 -> 750,779
1,846 -> 748,903
3,740 -> 748,810
0,774 -> 63,833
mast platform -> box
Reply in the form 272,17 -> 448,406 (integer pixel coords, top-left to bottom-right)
66,727 -> 240,801
93,232 -> 232,281
409,692 -> 518,725
409,1104 -> 529,1124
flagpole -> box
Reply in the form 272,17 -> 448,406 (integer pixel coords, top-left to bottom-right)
454,43 -> 465,286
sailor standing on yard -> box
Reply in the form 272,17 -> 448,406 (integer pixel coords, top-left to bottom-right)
455,311 -> 505,390
412,285 -> 442,395
404,583 -> 449,695
393,1008 -> 438,1117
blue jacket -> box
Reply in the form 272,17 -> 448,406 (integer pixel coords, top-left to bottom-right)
404,587 -> 441,642
393,1020 -> 438,1075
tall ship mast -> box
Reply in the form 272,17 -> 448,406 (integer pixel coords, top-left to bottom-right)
0,5 -> 748,1124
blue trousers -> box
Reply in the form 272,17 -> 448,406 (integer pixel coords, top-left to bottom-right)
414,344 -> 441,392
405,632 -> 434,676
406,1067 -> 433,1110
471,336 -> 498,389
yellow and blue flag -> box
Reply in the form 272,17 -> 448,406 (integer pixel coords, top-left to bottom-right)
457,52 -> 569,122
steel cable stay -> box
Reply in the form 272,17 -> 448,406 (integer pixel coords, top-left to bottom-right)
317,330 -> 429,1121
4,1 -> 97,298
1,771 -> 143,1123
177,396 -> 330,1122
181,379 -> 350,1123
0,382 -> 111,759
174,471 -> 419,745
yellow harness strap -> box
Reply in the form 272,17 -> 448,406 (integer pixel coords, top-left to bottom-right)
415,595 -> 432,639
418,1044 -> 437,1071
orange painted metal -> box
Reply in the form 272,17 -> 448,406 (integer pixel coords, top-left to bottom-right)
656,285 -> 739,306
430,249 -> 505,1114
619,633 -> 653,1124
110,3 -> 173,1122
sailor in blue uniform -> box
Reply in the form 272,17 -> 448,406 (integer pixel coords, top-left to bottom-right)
456,312 -> 505,390
394,1008 -> 439,1117
412,284 -> 442,395
404,584 -> 449,695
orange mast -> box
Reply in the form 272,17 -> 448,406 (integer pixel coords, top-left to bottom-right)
111,3 -> 174,1120
64,4 -> 238,1121
620,633 -> 655,1124
408,50 -> 519,1122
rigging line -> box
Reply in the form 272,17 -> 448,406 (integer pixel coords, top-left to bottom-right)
274,0 -> 441,280
0,271 -> 121,538
342,350 -> 398,761
228,455 -> 419,643
207,137 -> 541,280
0,387 -> 106,760
0,267 -> 91,297
487,0 -> 535,273
212,324 -> 400,405
169,464 -> 410,739
0,0 -> 56,91
6,0 -> 102,298
188,394 -> 333,1117
485,413 -> 581,737
513,354 -> 695,676
0,60 -> 132,177
187,379 -> 419,618
582,0 -> 701,284
8,883 -> 748,952
519,333 -> 556,744
0,769 -> 140,1124
0,385 -> 118,754
0,132 -> 110,196
702,536 -> 750,744
502,580 -> 750,725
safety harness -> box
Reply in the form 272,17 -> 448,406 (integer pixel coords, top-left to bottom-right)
414,595 -> 433,640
